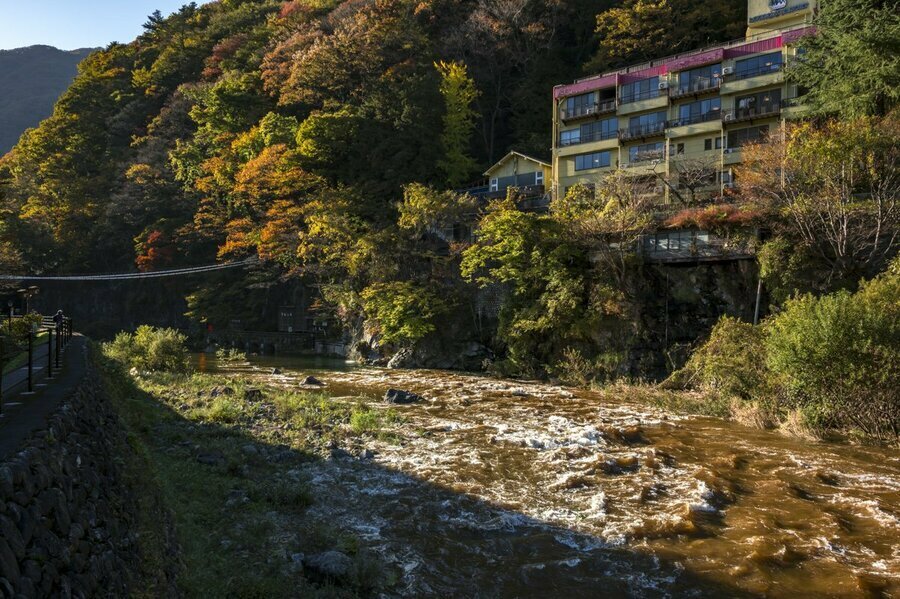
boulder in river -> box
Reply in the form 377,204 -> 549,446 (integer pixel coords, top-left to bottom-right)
302,375 -> 323,386
271,368 -> 282,375
384,389 -> 423,404
243,388 -> 264,402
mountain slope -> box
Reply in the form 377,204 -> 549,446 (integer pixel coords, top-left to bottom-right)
0,45 -> 95,154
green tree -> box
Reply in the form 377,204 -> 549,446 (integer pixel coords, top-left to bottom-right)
789,0 -> 900,118
435,61 -> 479,188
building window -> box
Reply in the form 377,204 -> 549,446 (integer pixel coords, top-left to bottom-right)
536,171 -> 544,185
677,63 -> 722,93
560,129 -> 580,146
629,142 -> 665,163
489,178 -> 498,192
727,125 -> 770,148
735,88 -> 782,117
628,111 -> 667,135
676,97 -> 721,126
704,137 -> 723,151
563,92 -> 597,118
619,77 -> 659,104
734,52 -> 783,80
574,151 -> 611,171
581,117 -> 618,142
676,143 -> 685,155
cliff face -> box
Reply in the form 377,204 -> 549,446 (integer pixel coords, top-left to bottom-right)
0,45 -> 95,155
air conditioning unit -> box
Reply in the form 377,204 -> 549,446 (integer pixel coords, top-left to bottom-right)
724,112 -> 736,122
657,81 -> 669,90
722,66 -> 734,76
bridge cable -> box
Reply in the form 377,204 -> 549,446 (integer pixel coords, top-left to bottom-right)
0,257 -> 259,282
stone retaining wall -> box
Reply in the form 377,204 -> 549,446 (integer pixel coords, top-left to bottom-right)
0,374 -> 178,597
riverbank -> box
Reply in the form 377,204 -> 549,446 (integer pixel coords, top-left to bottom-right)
98,353 -> 900,597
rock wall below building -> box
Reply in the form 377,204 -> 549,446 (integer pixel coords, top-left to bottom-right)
0,375 -> 178,597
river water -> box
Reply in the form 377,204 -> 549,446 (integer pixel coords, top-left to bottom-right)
205,355 -> 900,597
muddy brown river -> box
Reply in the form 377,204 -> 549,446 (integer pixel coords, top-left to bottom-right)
216,357 -> 900,597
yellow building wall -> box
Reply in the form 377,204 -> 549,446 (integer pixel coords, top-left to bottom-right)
746,0 -> 815,36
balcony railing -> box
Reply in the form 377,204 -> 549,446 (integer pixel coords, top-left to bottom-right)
624,150 -> 665,166
729,62 -> 784,81
670,77 -> 722,98
560,99 -> 617,121
668,109 -> 723,128
619,121 -> 666,140
722,101 -> 782,123
619,88 -> 662,105
558,129 -> 618,147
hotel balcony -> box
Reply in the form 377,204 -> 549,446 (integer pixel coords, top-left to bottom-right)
669,77 -> 722,99
722,101 -> 782,124
617,89 -> 669,115
666,109 -> 724,136
721,63 -> 784,94
559,99 -> 617,123
618,121 -> 666,141
558,129 -> 618,148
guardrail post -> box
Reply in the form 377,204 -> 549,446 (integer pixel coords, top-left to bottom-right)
47,327 -> 53,379
27,330 -> 33,393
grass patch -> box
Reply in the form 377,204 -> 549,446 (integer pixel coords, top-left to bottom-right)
98,353 -> 395,596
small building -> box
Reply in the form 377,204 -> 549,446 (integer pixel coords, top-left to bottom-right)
484,151 -> 552,196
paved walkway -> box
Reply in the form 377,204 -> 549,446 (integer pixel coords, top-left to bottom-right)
0,336 -> 87,459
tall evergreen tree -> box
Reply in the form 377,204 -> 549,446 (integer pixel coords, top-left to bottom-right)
790,0 -> 900,117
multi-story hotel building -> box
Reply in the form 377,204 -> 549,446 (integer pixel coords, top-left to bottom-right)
550,0 -> 816,203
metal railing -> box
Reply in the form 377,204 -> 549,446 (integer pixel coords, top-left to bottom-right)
619,88 -> 662,105
619,121 -> 667,140
559,128 -> 618,147
560,99 -> 617,121
668,110 -> 723,128
729,62 -> 784,81
0,315 -> 73,414
671,77 -> 722,97
722,101 -> 783,122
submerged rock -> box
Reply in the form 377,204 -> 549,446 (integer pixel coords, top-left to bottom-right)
384,389 -> 423,404
304,550 -> 352,580
302,376 -> 323,386
271,368 -> 282,375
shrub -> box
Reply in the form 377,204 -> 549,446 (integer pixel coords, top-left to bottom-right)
349,407 -> 381,434
665,316 -> 769,401
765,266 -> 900,440
551,347 -> 624,387
104,326 -> 191,373
9,312 -> 44,341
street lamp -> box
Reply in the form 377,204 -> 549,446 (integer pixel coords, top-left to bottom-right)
17,286 -> 39,314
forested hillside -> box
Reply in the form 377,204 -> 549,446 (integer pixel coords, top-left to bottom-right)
3,0 -> 895,381
0,45 -> 95,154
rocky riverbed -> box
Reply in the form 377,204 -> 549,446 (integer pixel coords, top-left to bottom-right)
127,357 -> 900,597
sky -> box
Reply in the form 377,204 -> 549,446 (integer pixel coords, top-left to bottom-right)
0,1 -> 210,51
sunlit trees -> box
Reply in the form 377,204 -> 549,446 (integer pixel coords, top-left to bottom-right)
435,61 -> 479,187
737,115 -> 900,295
